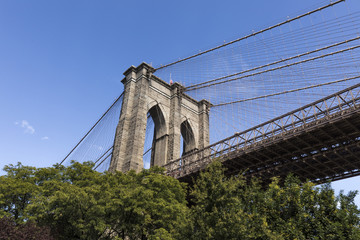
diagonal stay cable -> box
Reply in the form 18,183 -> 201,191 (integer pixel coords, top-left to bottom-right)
212,75 -> 360,107
185,36 -> 360,91
185,44 -> 360,92
164,82 -> 360,170
154,0 -> 345,71
94,146 -> 114,164
60,92 -> 124,165
143,147 -> 153,156
94,152 -> 113,170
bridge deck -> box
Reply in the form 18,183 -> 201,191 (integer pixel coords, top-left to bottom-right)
164,83 -> 360,184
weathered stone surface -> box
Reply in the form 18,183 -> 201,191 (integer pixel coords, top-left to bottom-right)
109,63 -> 211,173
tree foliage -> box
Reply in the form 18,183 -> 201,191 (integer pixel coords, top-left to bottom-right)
185,161 -> 360,240
0,216 -> 54,240
0,162 -> 188,239
0,160 -> 359,239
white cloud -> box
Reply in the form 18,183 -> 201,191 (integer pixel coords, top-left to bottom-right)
92,145 -> 103,151
41,136 -> 49,140
15,120 -> 35,134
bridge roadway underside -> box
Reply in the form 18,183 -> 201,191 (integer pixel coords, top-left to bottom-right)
178,108 -> 360,185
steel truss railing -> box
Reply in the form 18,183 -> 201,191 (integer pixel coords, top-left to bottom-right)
164,82 -> 360,178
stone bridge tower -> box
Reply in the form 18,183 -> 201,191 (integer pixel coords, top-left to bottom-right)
109,63 -> 211,172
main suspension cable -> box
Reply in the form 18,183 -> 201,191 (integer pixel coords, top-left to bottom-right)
185,36 -> 360,91
185,44 -> 360,92
154,0 -> 345,71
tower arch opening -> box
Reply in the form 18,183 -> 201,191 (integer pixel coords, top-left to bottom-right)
110,63 -> 210,173
143,113 -> 154,169
180,120 -> 196,156
143,104 -> 167,168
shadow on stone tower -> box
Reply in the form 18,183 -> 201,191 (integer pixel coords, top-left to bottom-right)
109,63 -> 211,172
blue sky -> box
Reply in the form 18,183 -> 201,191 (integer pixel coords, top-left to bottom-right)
1,0 -> 360,203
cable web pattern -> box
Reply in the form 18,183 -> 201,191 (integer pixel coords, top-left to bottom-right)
154,0 -> 360,145
60,94 -> 123,172
62,0 -> 360,172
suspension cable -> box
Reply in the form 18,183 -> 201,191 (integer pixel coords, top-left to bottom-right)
154,0 -> 345,71
60,92 -> 124,165
94,146 -> 113,164
212,75 -> 360,107
185,36 -> 360,91
185,44 -> 360,92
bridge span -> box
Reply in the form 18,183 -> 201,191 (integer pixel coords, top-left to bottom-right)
60,0 -> 360,185
164,83 -> 360,184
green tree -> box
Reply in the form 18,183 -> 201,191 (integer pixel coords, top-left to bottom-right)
262,177 -> 360,239
0,163 -> 39,223
183,161 -> 360,240
102,167 -> 189,239
1,160 -> 360,239
184,161 -> 278,239
20,162 -> 188,239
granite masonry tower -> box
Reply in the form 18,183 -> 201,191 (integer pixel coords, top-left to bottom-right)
109,63 -> 211,172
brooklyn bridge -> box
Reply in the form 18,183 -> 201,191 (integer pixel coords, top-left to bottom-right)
61,0 -> 360,184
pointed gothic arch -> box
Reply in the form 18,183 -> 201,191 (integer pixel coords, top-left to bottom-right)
110,63 -> 211,173
146,104 -> 168,167
180,119 -> 196,156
